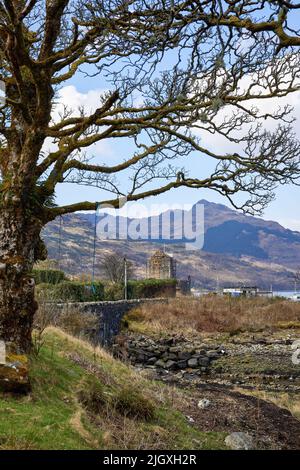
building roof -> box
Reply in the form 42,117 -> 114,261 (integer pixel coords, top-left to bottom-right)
150,249 -> 172,260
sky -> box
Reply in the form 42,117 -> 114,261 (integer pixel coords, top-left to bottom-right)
51,21 -> 300,233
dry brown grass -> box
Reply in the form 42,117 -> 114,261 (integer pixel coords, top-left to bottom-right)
126,295 -> 300,335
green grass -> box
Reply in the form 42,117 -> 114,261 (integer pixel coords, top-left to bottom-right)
0,328 -> 226,450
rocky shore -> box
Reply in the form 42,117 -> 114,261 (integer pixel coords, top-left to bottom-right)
113,329 -> 300,392
113,333 -> 224,371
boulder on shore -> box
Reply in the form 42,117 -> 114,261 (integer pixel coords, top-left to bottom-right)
225,432 -> 254,450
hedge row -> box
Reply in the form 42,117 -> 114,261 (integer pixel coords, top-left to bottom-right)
33,269 -> 66,285
36,281 -> 105,302
102,279 -> 177,301
127,279 -> 177,299
36,278 -> 176,302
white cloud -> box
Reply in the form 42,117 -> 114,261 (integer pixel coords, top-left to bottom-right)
194,90 -> 300,153
193,67 -> 300,154
41,85 -> 115,162
277,218 -> 300,232
54,85 -> 108,118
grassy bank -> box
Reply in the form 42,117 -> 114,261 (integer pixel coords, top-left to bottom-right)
0,327 -> 226,450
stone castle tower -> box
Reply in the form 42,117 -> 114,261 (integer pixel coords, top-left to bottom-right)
147,249 -> 177,279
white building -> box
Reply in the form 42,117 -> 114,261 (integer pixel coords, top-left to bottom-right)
223,286 -> 258,297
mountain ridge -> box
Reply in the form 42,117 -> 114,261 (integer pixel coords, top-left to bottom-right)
41,199 -> 300,290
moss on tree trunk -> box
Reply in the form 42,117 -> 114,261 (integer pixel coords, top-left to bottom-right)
0,205 -> 43,354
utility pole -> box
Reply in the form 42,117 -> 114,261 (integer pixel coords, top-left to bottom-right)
216,276 -> 220,293
58,215 -> 63,270
124,257 -> 128,300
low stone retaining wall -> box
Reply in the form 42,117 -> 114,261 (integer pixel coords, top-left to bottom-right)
113,333 -> 226,373
55,298 -> 168,346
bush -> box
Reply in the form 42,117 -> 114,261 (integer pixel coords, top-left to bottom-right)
102,279 -> 176,300
34,302 -> 98,343
33,268 -> 65,285
77,379 -> 155,422
56,307 -> 98,337
35,283 -> 57,301
127,279 -> 177,299
103,282 -> 125,301
36,281 -> 105,302
104,279 -> 176,300
115,386 -> 156,421
77,377 -> 106,414
121,308 -> 144,329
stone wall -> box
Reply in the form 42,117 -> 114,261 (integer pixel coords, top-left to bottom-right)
113,333 -> 226,374
56,298 -> 169,347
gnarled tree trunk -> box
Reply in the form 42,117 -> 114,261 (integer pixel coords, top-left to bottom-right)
0,204 -> 44,354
